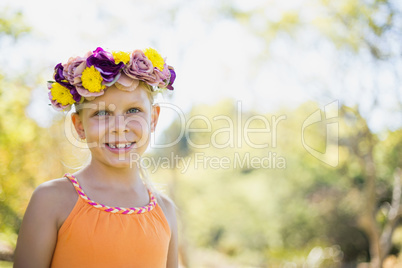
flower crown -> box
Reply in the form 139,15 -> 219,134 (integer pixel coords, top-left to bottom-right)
48,47 -> 176,111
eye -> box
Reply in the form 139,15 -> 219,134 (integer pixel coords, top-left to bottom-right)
95,110 -> 109,116
127,108 -> 141,114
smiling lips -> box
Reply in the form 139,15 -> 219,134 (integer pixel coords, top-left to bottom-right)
105,142 -> 135,149
105,142 -> 136,154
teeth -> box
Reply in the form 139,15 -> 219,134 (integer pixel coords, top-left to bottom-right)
108,143 -> 133,149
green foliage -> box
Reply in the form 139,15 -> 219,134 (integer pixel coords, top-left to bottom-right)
150,99 -> 401,266
0,79 -> 55,233
0,10 -> 32,246
0,9 -> 65,253
0,261 -> 12,268
316,0 -> 399,59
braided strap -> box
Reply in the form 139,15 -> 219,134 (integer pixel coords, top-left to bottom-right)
64,173 -> 157,215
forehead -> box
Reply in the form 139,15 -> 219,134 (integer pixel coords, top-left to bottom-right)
87,84 -> 151,108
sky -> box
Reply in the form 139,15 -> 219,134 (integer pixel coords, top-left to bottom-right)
1,0 -> 401,135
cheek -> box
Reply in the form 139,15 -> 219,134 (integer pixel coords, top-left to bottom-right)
127,116 -> 152,148
126,115 -> 152,133
84,120 -> 107,139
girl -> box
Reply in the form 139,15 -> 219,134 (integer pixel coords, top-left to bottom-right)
13,47 -> 178,267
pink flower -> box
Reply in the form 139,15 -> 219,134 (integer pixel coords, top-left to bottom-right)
75,85 -> 105,99
124,50 -> 159,86
115,72 -> 140,92
62,51 -> 107,99
62,51 -> 91,85
154,63 -> 171,88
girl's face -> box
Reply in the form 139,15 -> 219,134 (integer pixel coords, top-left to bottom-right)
71,84 -> 160,168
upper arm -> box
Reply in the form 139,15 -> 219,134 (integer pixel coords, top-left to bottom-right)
13,182 -> 62,268
161,195 -> 179,268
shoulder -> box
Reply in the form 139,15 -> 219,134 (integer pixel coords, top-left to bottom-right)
30,177 -> 77,226
34,177 -> 74,196
155,192 -> 178,233
32,177 -> 76,206
13,177 -> 77,267
159,193 -> 176,212
158,193 -> 177,224
157,193 -> 179,268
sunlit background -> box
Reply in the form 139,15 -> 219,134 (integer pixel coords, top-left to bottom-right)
0,0 -> 401,267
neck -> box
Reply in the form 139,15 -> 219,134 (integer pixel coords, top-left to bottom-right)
76,157 -> 143,189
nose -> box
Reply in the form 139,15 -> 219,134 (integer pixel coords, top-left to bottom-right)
109,115 -> 129,134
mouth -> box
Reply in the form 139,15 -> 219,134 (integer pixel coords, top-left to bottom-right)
105,142 -> 136,150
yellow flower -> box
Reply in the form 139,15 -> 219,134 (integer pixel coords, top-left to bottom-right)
112,51 -> 131,64
50,83 -> 75,106
143,48 -> 164,71
81,66 -> 106,92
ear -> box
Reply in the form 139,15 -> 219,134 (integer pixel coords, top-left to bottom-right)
151,104 -> 161,133
71,112 -> 86,139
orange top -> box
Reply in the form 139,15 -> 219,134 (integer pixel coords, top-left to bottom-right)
50,173 -> 171,268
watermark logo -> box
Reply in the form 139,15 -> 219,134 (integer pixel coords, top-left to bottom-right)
301,100 -> 339,167
62,99 -> 340,170
129,152 -> 286,174
64,101 -> 287,151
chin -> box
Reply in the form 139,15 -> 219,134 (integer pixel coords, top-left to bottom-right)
91,147 -> 140,168
107,159 -> 133,169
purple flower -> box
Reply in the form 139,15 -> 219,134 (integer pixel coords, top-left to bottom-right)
69,87 -> 83,103
86,47 -> 124,83
52,63 -> 83,102
124,49 -> 159,86
167,66 -> 176,90
54,63 -> 65,83
54,63 -> 82,102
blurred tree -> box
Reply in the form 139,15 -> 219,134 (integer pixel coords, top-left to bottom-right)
212,0 -> 402,267
151,98 -> 402,267
0,8 -> 30,39
0,8 -> 72,263
0,8 -> 30,262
